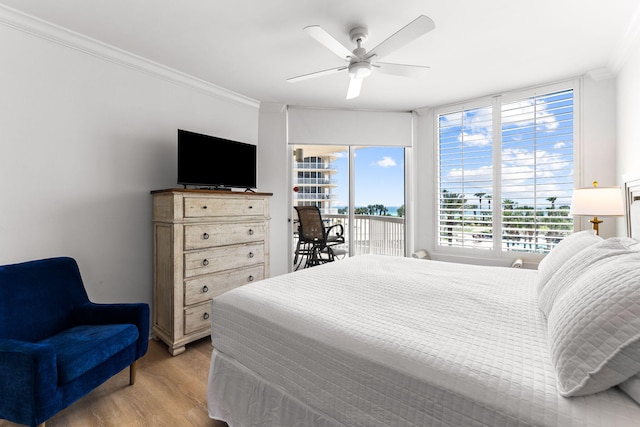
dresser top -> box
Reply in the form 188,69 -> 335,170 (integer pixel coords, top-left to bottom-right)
151,188 -> 273,197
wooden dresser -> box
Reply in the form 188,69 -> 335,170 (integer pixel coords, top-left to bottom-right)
151,189 -> 272,355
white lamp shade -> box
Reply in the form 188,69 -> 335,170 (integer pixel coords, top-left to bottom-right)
570,186 -> 624,217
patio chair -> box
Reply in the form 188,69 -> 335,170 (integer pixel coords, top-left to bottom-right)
294,206 -> 345,269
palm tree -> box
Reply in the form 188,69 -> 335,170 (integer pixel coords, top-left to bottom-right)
474,192 -> 486,223
546,197 -> 557,216
474,192 -> 486,210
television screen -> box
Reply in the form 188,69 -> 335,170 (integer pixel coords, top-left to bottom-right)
177,129 -> 257,189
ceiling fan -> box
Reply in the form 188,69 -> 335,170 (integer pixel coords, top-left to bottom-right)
287,15 -> 435,100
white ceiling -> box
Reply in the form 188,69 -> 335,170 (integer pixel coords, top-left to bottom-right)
2,0 -> 638,111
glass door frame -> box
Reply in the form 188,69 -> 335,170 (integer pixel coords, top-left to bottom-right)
288,145 -> 412,272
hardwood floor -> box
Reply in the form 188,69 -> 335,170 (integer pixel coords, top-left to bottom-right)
0,338 -> 228,427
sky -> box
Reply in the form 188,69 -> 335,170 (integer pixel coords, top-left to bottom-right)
331,146 -> 405,208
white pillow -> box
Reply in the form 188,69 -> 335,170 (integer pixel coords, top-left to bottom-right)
619,373 -> 640,404
547,250 -> 640,397
538,238 -> 636,318
536,230 -> 602,295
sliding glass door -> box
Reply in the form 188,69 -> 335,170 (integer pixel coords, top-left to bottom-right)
291,144 -> 405,269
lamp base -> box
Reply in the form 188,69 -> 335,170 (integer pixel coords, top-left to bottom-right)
590,216 -> 603,236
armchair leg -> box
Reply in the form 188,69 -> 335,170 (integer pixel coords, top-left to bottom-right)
130,360 -> 137,385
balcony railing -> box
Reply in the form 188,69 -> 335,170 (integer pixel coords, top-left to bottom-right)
294,162 -> 335,170
293,214 -> 405,264
295,178 -> 338,185
293,193 -> 339,200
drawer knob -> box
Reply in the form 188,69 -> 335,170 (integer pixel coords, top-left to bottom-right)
248,275 -> 254,282
203,312 -> 210,320
202,285 -> 209,293
248,205 -> 253,209
203,232 -> 210,240
202,205 -> 208,209
203,259 -> 209,266
248,229 -> 254,235
248,252 -> 254,258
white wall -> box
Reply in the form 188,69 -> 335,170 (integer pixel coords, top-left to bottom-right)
258,103 -> 290,277
580,75 -> 618,238
616,31 -> 640,228
0,20 -> 259,306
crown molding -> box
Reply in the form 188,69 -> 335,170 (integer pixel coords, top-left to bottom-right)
585,67 -> 616,81
0,4 -> 260,109
608,2 -> 640,74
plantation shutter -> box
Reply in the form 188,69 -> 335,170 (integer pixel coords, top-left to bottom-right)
438,104 -> 493,249
500,89 -> 574,253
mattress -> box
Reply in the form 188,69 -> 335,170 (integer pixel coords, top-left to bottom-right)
207,255 -> 640,426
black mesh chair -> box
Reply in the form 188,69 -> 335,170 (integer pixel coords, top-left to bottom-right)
294,206 -> 345,269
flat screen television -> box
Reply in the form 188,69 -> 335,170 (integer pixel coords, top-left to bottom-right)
177,129 -> 257,190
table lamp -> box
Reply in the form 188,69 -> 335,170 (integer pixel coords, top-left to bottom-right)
570,181 -> 624,235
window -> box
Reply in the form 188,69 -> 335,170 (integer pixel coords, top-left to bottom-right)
437,85 -> 575,255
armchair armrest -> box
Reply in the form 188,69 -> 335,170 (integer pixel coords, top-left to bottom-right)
73,302 -> 150,359
326,223 -> 345,242
0,339 -> 60,424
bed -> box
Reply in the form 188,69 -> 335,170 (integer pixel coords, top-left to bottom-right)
207,200 -> 640,427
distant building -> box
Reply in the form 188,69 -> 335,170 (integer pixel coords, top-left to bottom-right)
293,153 -> 338,214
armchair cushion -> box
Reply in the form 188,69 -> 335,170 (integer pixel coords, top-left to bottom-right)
40,324 -> 138,384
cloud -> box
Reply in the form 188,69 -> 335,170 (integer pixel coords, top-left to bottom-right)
553,142 -> 566,149
459,131 -> 491,147
374,156 -> 397,168
502,98 -> 559,132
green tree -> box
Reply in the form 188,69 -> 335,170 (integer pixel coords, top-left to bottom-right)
397,204 -> 405,217
367,204 -> 389,216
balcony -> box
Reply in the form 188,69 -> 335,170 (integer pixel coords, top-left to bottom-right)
293,214 -> 405,268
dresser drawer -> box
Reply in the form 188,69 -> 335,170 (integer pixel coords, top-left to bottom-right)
184,222 -> 265,250
184,265 -> 264,305
184,197 -> 265,218
184,242 -> 264,278
184,302 -> 211,334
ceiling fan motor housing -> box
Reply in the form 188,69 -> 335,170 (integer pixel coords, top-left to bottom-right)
349,27 -> 368,44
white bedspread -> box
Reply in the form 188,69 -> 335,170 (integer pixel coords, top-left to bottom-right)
207,255 -> 640,426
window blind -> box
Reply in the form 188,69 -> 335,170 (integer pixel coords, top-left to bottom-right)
287,107 -> 413,147
501,89 -> 574,253
438,105 -> 493,249
436,85 -> 575,255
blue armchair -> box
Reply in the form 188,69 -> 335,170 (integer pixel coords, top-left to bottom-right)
0,257 -> 149,427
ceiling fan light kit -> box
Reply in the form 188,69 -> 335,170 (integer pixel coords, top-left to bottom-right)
349,61 -> 372,79
288,15 -> 435,100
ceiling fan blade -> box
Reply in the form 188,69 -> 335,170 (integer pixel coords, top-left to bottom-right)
346,76 -> 363,99
376,62 -> 431,78
287,66 -> 347,83
304,25 -> 353,60
368,15 -> 435,61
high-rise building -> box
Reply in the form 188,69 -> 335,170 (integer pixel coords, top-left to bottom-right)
293,151 -> 338,214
